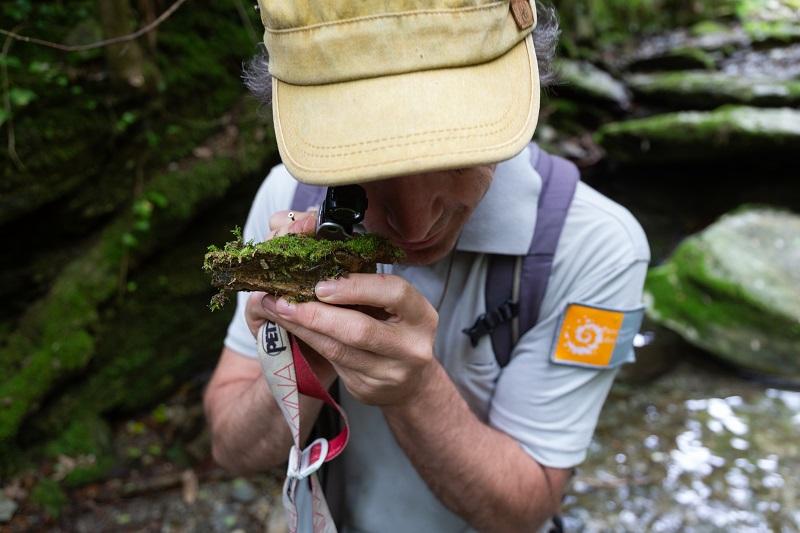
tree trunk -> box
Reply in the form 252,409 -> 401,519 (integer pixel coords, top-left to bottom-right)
97,0 -> 161,91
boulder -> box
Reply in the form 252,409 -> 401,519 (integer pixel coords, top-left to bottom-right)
645,207 -> 800,379
626,71 -> 800,108
596,105 -> 800,163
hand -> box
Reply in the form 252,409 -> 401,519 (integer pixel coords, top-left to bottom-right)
260,273 -> 439,406
244,209 -> 336,385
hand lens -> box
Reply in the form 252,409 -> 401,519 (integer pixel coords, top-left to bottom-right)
316,185 -> 368,240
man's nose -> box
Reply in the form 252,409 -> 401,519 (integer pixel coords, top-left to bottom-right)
384,187 -> 438,242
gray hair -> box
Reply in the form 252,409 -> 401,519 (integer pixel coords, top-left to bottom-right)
243,1 -> 560,105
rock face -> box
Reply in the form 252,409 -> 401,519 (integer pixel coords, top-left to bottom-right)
645,207 -> 800,379
596,105 -> 800,163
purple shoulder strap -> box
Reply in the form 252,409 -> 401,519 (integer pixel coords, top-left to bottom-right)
483,144 -> 580,367
291,183 -> 327,212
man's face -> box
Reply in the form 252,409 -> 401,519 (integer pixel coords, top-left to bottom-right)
361,164 -> 495,265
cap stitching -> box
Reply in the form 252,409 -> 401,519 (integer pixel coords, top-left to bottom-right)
287,123 -> 531,174
265,2 -> 509,35
293,112 -> 519,160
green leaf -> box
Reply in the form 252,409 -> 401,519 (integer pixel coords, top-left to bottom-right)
121,232 -> 138,248
29,61 -> 50,74
0,56 -> 22,69
132,199 -> 153,218
148,191 -> 169,208
0,108 -> 8,128
9,87 -> 36,107
133,219 -> 150,232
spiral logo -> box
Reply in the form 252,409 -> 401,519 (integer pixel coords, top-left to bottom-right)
565,318 -> 604,356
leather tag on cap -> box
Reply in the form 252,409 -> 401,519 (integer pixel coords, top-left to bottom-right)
510,0 -> 534,30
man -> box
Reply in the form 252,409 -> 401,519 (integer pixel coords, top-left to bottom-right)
204,1 -> 650,531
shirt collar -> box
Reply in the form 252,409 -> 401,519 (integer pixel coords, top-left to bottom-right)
456,144 -> 541,255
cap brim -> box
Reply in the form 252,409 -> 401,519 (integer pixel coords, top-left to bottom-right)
272,35 -> 539,185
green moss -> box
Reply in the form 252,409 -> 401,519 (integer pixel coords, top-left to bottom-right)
37,414 -> 117,487
2,1 -> 261,227
205,233 -> 403,270
29,478 -> 68,519
690,20 -> 732,36
744,20 -> 800,44
43,415 -> 111,458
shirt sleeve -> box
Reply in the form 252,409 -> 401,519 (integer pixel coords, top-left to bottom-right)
223,165 -> 298,358
488,258 -> 649,469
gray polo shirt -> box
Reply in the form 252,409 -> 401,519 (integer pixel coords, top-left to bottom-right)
224,145 -> 650,532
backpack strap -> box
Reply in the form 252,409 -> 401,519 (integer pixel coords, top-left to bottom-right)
465,144 -> 580,367
292,182 -> 327,212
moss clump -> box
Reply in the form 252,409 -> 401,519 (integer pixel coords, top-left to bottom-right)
38,415 -> 115,488
204,231 -> 405,307
29,478 -> 68,519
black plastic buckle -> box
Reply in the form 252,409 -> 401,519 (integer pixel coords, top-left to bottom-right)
462,300 -> 519,347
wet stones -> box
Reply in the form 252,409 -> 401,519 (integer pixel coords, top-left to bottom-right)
0,496 -> 18,523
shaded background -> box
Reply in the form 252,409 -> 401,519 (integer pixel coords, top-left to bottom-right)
1,0 -> 798,530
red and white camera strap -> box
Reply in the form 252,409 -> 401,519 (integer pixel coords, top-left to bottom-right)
257,321 -> 350,533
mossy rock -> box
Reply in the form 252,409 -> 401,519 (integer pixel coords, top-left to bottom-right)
554,60 -> 631,110
204,232 -> 404,305
596,105 -> 800,163
645,207 -> 800,379
0,98 -> 278,471
745,20 -> 800,45
627,71 -> 800,109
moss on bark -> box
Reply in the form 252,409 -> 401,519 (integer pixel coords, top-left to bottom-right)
204,232 -> 404,305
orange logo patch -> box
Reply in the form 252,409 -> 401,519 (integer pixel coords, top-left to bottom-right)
553,304 -> 624,367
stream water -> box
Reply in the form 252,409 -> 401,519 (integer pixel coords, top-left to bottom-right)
563,361 -> 800,532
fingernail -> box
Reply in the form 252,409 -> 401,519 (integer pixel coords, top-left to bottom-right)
276,298 -> 295,317
315,281 -> 336,298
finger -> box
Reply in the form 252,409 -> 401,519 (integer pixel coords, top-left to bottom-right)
245,292 -> 273,338
274,298 -> 400,356
314,274 -> 435,326
261,298 -> 375,372
268,209 -> 317,235
268,209 -> 314,231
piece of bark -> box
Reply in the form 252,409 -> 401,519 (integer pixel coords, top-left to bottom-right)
203,231 -> 404,308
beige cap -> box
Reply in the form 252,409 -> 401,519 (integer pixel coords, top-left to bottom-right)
257,0 -> 540,185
